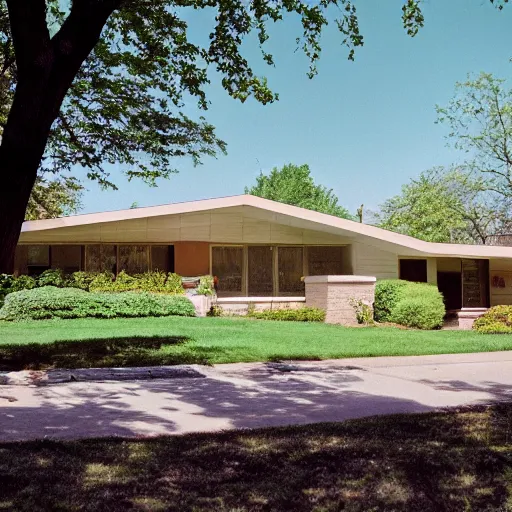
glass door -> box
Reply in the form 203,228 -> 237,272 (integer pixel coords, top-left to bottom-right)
248,246 -> 273,296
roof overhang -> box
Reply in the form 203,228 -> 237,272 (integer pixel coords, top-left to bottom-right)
19,194 -> 512,259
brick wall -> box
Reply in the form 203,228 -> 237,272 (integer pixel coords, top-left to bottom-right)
304,275 -> 376,325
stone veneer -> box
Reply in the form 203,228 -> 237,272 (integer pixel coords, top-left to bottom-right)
304,275 -> 377,325
216,297 -> 306,315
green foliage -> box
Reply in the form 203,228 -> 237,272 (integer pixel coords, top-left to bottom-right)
37,269 -> 67,288
164,273 -> 185,295
473,306 -> 512,333
196,275 -> 215,296
0,287 -> 196,322
245,163 -> 352,219
374,279 -> 445,330
374,280 -> 409,323
89,272 -> 116,292
249,307 -> 325,322
207,304 -> 224,317
67,271 -> 98,291
0,273 -> 15,305
375,167 -> 501,244
437,73 -> 512,202
25,176 -> 82,220
0,0 -> 429,192
349,298 -> 375,326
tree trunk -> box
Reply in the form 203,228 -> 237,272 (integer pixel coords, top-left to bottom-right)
0,81 -> 53,273
0,1 -> 119,273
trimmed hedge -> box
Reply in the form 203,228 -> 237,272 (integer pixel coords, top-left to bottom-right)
473,306 -> 512,334
249,307 -> 326,322
0,286 -> 196,322
374,279 -> 445,330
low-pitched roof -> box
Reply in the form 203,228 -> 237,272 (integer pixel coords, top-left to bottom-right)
21,194 -> 512,259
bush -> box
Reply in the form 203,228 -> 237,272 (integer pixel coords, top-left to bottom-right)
196,275 -> 215,296
249,307 -> 325,322
37,269 -> 67,288
374,280 -> 409,323
0,274 -> 16,305
88,271 -> 185,294
473,306 -> 512,334
67,271 -> 98,291
0,286 -> 196,322
374,280 -> 445,330
88,272 -> 116,292
164,273 -> 184,294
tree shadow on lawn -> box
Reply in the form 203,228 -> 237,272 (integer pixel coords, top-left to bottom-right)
0,400 -> 511,511
0,336 -> 228,371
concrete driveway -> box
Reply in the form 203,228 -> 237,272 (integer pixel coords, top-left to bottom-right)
1,351 -> 512,442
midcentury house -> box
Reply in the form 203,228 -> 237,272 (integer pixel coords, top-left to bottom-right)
14,194 -> 512,316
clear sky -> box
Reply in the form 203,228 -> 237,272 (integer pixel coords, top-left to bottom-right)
79,0 -> 512,216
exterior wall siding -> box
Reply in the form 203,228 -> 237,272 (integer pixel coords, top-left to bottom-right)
352,242 -> 398,279
19,206 -> 351,246
174,242 -> 210,276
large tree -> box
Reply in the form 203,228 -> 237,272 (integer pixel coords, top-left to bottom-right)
245,163 -> 352,218
0,0 -> 498,271
437,72 -> 512,200
375,167 -> 507,244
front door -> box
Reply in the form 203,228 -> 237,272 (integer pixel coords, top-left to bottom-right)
437,271 -> 462,311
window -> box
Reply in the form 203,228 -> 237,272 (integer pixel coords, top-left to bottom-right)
212,246 -> 243,296
248,246 -> 273,296
51,245 -> 82,273
400,259 -> 427,283
151,245 -> 172,272
27,245 -> 50,275
278,247 -> 304,295
86,245 -> 117,273
308,246 -> 343,276
119,245 -> 149,274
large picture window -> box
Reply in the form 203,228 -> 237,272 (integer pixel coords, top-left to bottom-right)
212,246 -> 244,296
119,245 -> 149,274
85,245 -> 117,273
278,247 -> 304,295
308,246 -> 343,276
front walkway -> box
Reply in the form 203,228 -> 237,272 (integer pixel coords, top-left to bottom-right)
1,351 -> 512,442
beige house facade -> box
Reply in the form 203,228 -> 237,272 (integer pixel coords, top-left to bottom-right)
14,194 -> 512,312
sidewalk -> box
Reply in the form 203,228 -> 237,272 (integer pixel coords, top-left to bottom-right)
1,351 -> 512,442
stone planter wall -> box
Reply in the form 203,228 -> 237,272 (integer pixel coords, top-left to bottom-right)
304,275 -> 377,325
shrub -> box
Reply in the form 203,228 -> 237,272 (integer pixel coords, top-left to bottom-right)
164,273 -> 184,294
37,269 -> 67,288
0,286 -> 196,322
89,272 -> 116,292
0,274 -> 16,305
134,271 -> 168,292
349,298 -> 375,326
374,280 -> 409,323
67,271 -> 98,291
196,275 -> 215,296
11,274 -> 37,293
249,307 -> 325,322
375,280 -> 445,330
473,306 -> 512,334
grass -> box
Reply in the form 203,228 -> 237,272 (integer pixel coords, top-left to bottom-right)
1,404 -> 512,510
0,316 -> 512,371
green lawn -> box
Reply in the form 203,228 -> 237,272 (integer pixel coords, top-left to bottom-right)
0,316 -> 512,370
1,404 -> 511,511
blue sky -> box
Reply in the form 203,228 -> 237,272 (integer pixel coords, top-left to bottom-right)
79,0 -> 512,216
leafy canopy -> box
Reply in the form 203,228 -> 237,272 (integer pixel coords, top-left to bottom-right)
375,167 -> 505,244
437,72 -> 512,200
0,0 -> 429,193
245,163 -> 352,219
